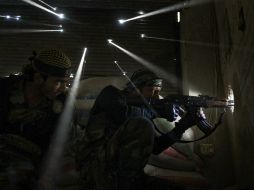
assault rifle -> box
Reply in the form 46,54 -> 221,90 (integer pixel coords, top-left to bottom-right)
163,94 -> 234,109
159,94 -> 234,135
127,94 -> 234,139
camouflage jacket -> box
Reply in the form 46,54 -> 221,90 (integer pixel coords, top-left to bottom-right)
0,75 -> 77,155
0,75 -> 83,190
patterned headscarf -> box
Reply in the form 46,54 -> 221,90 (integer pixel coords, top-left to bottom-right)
32,49 -> 72,77
125,69 -> 163,90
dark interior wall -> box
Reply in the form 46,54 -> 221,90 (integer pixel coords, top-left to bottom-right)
0,3 -> 181,94
181,2 -> 235,188
215,0 -> 254,188
181,0 -> 254,189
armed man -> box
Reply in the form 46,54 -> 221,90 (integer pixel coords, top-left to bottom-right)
0,49 -> 78,189
75,69 -> 210,190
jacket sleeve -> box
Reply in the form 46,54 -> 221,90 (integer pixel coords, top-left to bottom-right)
90,85 -> 156,125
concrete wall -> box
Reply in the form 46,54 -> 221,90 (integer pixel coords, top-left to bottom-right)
181,0 -> 254,189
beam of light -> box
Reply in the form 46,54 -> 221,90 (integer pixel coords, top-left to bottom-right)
177,11 -> 181,23
114,61 -> 127,76
29,23 -> 63,27
58,13 -> 65,19
118,0 -> 218,24
21,0 -> 64,19
118,19 -> 125,24
114,60 -> 146,98
16,19 -> 63,28
38,48 -> 87,188
108,40 -> 180,87
107,39 -> 113,43
38,23 -> 62,28
0,29 -> 63,34
114,61 -> 157,108
142,34 -> 254,56
141,34 -> 226,49
37,0 -> 57,11
0,15 -> 21,20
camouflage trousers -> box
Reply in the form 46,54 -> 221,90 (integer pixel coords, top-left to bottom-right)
0,134 -> 42,190
79,117 -> 155,190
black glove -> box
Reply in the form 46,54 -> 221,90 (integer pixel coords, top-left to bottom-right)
175,107 -> 207,134
153,108 -> 208,155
